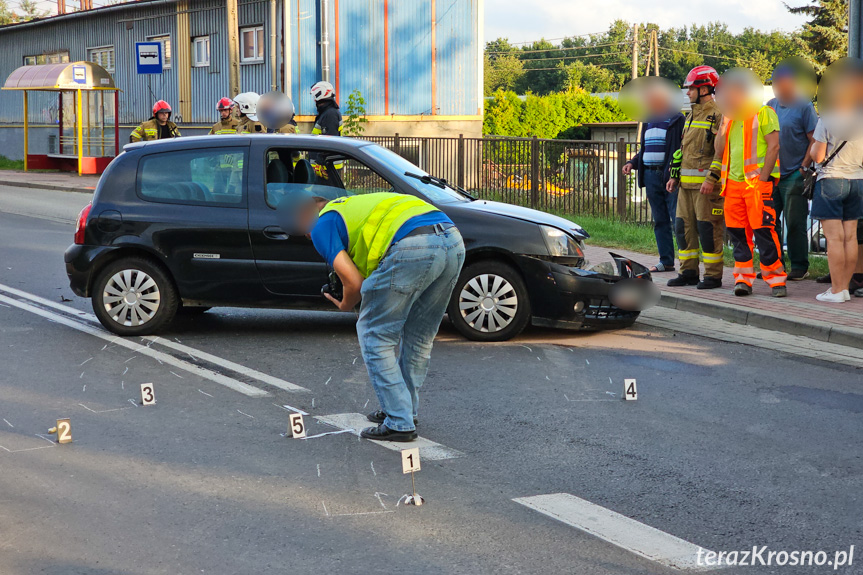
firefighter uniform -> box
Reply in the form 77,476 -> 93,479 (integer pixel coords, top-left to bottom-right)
236,116 -> 266,134
720,106 -> 786,291
209,116 -> 240,135
130,119 -> 180,142
670,99 -> 725,281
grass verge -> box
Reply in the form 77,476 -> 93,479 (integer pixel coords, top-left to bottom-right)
0,155 -> 25,170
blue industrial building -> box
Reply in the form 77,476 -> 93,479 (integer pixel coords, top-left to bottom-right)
0,0 -> 483,159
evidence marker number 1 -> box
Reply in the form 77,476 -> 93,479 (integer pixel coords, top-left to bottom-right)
141,383 -> 155,406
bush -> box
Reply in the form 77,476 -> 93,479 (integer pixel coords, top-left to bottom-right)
483,89 -> 628,139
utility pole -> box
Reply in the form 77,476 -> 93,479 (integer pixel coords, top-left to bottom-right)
644,29 -> 653,76
652,29 -> 659,76
57,0 -> 66,14
631,24 -> 639,81
226,0 -> 241,97
851,0 -> 861,58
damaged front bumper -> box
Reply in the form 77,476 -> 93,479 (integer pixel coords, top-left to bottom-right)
515,252 -> 658,331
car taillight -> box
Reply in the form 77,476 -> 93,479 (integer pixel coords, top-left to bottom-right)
74,203 -> 92,245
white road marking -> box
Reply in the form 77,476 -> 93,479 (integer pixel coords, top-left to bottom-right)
513,493 -> 715,571
315,413 -> 463,461
3,419 -> 12,428
79,403 -> 132,414
0,293 -> 269,398
0,283 -> 306,393
275,404 -> 309,416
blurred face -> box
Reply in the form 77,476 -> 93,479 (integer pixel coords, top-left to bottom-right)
771,74 -> 795,104
716,68 -> 763,121
156,111 -> 170,124
619,76 -> 684,123
818,59 -> 863,140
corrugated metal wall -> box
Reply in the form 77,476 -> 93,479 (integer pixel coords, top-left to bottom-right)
0,0 -> 479,128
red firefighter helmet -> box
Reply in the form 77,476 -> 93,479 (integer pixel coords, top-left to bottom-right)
216,97 -> 234,111
683,66 -> 720,90
152,100 -> 172,116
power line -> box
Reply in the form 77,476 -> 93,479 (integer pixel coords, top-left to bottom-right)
505,31 -> 615,46
518,51 -> 631,64
486,42 -> 627,55
520,61 -> 631,72
657,46 -> 748,63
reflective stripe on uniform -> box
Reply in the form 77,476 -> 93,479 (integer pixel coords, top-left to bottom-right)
701,251 -> 724,263
678,248 -> 700,260
680,168 -> 709,184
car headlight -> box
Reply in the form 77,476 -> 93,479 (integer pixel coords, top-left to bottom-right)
540,225 -> 585,258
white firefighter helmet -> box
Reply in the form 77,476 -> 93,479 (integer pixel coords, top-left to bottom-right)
233,92 -> 261,121
310,81 -> 335,102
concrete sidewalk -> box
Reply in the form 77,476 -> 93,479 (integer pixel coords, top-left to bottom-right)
585,244 -> 863,351
0,170 -> 98,193
1,168 -> 860,351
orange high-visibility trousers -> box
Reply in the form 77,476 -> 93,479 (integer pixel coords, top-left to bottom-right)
723,179 -> 787,288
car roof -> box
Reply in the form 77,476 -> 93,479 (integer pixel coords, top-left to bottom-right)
123,134 -> 376,154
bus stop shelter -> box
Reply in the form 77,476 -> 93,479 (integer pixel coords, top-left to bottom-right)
2,61 -> 119,175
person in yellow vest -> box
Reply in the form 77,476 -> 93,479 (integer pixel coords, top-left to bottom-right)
287,189 -> 464,442
666,66 -> 725,289
715,69 -> 786,297
208,98 -> 239,135
130,100 -> 180,142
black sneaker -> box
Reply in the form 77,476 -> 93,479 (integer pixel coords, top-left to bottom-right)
849,276 -> 863,292
855,288 -> 863,298
816,273 -> 832,284
360,423 -> 417,442
367,410 -> 418,426
788,269 -> 809,281
667,273 -> 699,287
734,283 -> 753,296
697,276 -> 723,290
772,285 -> 788,298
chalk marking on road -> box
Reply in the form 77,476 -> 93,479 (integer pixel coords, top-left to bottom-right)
513,493 -> 716,572
79,403 -> 132,414
315,413 -> 464,461
327,509 -> 395,517
169,371 -> 184,379
0,293 -> 269,398
128,399 -> 139,407
3,419 -> 12,428
301,429 -> 353,440
236,410 -> 255,419
124,356 -> 136,363
79,357 -> 92,366
198,389 -> 213,397
374,492 -> 388,509
0,434 -> 58,454
0,283 -> 306,393
324,376 -> 331,386
80,372 -> 84,379
370,461 -> 376,476
82,385 -> 86,392
321,501 -> 329,517
317,464 -> 321,477
122,367 -> 128,375
275,404 -> 309,416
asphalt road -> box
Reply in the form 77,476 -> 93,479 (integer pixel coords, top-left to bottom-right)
1,185 -> 861,575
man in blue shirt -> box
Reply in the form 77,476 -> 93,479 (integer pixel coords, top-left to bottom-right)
623,111 -> 685,272
767,63 -> 819,280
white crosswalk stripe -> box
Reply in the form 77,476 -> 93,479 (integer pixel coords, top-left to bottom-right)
315,412 -> 463,461
514,493 -> 716,571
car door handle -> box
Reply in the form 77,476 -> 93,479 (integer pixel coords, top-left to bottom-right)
263,226 -> 289,240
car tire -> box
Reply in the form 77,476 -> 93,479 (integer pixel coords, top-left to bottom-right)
91,257 -> 178,336
447,260 -> 531,342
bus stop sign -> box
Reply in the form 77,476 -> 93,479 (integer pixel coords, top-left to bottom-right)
136,42 -> 163,74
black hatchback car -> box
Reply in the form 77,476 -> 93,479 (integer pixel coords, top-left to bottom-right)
65,135 -> 652,342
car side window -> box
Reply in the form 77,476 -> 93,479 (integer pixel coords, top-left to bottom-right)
341,158 -> 393,196
138,148 -> 246,206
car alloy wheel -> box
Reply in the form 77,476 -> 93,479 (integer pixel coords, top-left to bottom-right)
102,269 -> 161,327
458,273 -> 518,333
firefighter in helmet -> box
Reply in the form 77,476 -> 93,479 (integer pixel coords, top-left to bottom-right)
130,100 -> 181,142
209,98 -> 239,135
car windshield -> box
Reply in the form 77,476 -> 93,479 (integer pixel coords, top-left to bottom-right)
360,144 -> 471,204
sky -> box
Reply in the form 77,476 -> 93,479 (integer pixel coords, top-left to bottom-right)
484,0 -> 811,44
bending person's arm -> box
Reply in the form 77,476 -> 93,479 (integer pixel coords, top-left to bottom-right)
327,250 -> 364,311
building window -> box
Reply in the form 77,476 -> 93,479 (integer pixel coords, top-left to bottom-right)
193,36 -> 210,67
88,46 -> 115,72
240,26 -> 264,63
24,51 -> 70,66
147,34 -> 172,69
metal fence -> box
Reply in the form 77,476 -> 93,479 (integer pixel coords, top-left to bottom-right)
360,134 -> 650,223
359,133 -> 828,255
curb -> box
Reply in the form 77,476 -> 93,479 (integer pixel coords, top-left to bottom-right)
0,178 -> 95,194
658,291 -> 863,351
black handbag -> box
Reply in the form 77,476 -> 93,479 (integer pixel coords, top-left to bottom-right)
804,141 -> 847,200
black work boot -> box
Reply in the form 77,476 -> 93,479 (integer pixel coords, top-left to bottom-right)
697,276 -> 723,290
667,273 -> 699,287
734,283 -> 753,296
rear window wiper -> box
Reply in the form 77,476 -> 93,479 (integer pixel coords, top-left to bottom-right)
404,172 -> 476,200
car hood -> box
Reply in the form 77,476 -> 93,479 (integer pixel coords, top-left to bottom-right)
457,200 -> 588,240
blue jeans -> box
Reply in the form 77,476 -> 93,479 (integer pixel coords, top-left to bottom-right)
357,226 -> 465,432
644,168 -> 678,267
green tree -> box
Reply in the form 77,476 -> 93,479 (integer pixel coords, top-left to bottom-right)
342,90 -> 368,137
484,53 -> 525,95
0,0 -> 16,24
18,0 -> 47,20
786,0 -> 848,70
